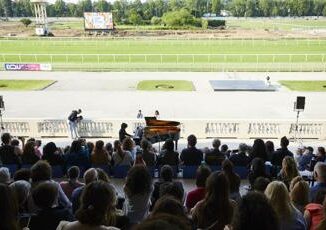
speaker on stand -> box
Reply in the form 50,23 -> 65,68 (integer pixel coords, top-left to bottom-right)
293,96 -> 305,144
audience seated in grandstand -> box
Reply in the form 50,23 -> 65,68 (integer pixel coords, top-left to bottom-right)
289,176 -> 309,213
141,139 -> 156,167
42,142 -> 64,166
112,140 -> 133,167
22,140 -> 40,165
159,181 -> 184,203
185,165 -> 211,211
265,181 -> 307,229
60,166 -> 84,200
248,158 -> 270,188
0,133 -> 21,165
65,139 -> 90,169
152,165 -> 184,209
191,172 -> 235,230
122,137 -> 137,160
71,168 -> 98,213
271,136 -> 293,167
135,213 -> 191,230
123,165 -> 153,224
222,159 -> 241,202
253,176 -> 271,193
9,180 -> 30,214
229,143 -> 250,167
277,156 -> 300,189
157,139 -> 179,166
91,140 -> 111,165
0,167 -> 10,184
57,181 -> 119,230
134,153 -> 146,166
232,191 -> 280,230
310,162 -> 326,202
316,147 -> 326,163
265,140 -> 275,162
29,161 -> 71,213
180,135 -> 203,166
299,146 -> 315,171
29,181 -> 74,230
0,183 -> 20,230
304,189 -> 326,230
250,139 -> 268,162
13,168 -> 31,182
204,138 -> 225,165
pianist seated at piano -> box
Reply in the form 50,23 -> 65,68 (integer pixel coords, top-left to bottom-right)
157,139 -> 179,167
180,135 -> 203,166
119,123 -> 133,143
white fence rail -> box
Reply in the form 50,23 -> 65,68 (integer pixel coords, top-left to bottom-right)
2,119 -> 326,140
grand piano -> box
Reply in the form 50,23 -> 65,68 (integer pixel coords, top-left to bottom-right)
142,117 -> 181,150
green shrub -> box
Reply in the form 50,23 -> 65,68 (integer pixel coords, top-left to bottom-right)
162,9 -> 195,27
207,19 -> 225,27
201,19 -> 208,29
20,18 -> 32,27
151,16 -> 162,25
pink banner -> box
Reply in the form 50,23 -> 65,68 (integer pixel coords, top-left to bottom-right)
4,63 -> 51,71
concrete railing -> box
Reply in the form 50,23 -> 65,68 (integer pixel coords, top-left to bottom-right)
1,118 -> 325,140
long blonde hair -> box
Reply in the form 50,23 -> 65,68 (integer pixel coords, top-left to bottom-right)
282,156 -> 299,181
265,181 -> 294,221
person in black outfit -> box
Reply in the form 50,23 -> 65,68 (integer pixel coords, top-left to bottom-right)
229,143 -> 250,167
205,138 -> 225,165
21,141 -> 39,165
157,139 -> 179,167
250,139 -> 268,162
119,123 -> 132,143
42,142 -> 64,166
0,132 -> 21,165
180,135 -> 203,166
29,181 -> 73,230
248,158 -> 271,189
68,109 -> 82,139
271,136 -> 293,167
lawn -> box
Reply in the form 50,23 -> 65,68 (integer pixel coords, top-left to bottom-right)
0,80 -> 56,91
137,80 -> 194,91
279,81 -> 326,91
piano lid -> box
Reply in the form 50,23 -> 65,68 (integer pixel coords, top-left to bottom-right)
145,117 -> 180,127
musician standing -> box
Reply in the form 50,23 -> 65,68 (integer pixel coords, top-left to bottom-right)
68,109 -> 82,139
137,110 -> 143,119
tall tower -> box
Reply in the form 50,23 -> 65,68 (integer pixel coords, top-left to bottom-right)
31,0 -> 49,36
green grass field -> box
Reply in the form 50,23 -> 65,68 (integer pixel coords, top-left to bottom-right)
137,80 -> 194,91
0,38 -> 325,71
279,81 -> 326,91
0,80 -> 56,90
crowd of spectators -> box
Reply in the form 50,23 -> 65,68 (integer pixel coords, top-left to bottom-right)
0,131 -> 326,230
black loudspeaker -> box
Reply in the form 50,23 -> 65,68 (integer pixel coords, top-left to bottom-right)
296,96 -> 305,110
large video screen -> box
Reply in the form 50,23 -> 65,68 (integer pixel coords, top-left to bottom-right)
84,12 -> 114,30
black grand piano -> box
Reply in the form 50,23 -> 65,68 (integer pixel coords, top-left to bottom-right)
142,117 -> 181,150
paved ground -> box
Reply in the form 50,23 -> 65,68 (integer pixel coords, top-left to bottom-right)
0,71 -> 326,120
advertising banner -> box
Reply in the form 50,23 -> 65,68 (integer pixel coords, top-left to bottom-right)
4,63 -> 52,71
84,12 -> 114,30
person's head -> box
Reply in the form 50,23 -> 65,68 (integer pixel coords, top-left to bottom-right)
141,139 -> 151,152
212,138 -> 221,149
253,176 -> 270,193
252,139 -> 266,156
87,141 -> 95,153
160,165 -> 173,182
11,139 -> 20,147
94,140 -> 104,152
164,139 -> 174,152
105,142 -> 113,153
1,132 -> 11,145
280,136 -> 289,148
70,140 -> 82,153
138,110 -> 142,113
83,168 -> 98,185
265,181 -> 292,221
187,134 -> 197,147
265,141 -> 275,153
0,183 -> 19,230
155,110 -> 159,115
289,176 -> 309,207
282,156 -> 299,179
96,168 -> 110,183
13,168 -> 31,182
195,165 -> 211,187
314,162 -> 326,183
43,142 -> 57,156
77,109 -> 82,114
135,213 -> 191,230
317,147 -> 326,157
9,180 -> 31,210
151,196 -> 186,218
67,166 -> 80,181
251,157 -> 265,175
113,140 -> 122,151
121,122 -> 128,129
124,165 -> 152,197
32,181 -> 58,209
23,141 -> 35,155
205,172 -> 230,201
35,140 -> 42,148
0,167 -> 11,184
306,146 -> 314,154
222,159 -> 235,175
232,192 -> 279,230
122,137 -> 134,151
238,143 -> 247,153
313,189 -> 326,204
221,144 -> 229,153
31,160 -> 52,183
76,181 -> 116,226
160,183 -> 184,202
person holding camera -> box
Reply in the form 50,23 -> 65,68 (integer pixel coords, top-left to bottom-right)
68,109 -> 82,139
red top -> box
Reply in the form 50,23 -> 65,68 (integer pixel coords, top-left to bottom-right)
186,187 -> 205,210
305,203 -> 325,230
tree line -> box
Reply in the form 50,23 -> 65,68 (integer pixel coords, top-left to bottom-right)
1,0 -> 326,24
